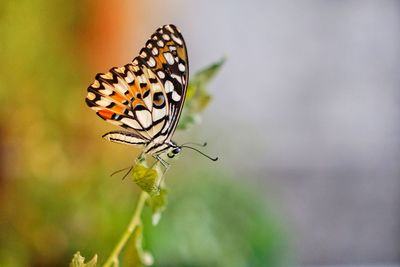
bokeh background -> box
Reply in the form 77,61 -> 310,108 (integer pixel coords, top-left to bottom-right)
0,0 -> 399,266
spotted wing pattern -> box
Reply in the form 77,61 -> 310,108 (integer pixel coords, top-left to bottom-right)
85,24 -> 188,151
134,24 -> 189,142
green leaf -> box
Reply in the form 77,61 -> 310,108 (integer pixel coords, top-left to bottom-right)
131,161 -> 160,196
146,187 -> 168,226
69,252 -> 97,267
178,56 -> 226,130
122,225 -> 154,267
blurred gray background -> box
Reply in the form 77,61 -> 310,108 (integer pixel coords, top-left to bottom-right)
130,0 -> 400,265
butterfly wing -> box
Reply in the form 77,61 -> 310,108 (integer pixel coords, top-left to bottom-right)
134,24 -> 189,143
86,64 -> 163,142
85,24 -> 188,147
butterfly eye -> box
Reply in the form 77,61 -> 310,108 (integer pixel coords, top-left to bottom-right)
172,147 -> 181,154
167,147 -> 181,158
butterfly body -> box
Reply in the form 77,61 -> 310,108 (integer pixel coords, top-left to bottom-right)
86,24 -> 188,159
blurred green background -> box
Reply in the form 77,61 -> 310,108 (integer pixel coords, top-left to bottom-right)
0,1 -> 289,266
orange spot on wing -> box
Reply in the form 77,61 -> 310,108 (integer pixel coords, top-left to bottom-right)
98,110 -> 114,120
110,105 -> 125,114
110,93 -> 126,102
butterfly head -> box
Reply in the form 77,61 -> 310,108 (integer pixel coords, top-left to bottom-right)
167,143 -> 182,158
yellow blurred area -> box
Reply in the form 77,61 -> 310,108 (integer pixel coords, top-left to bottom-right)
0,0 -> 145,180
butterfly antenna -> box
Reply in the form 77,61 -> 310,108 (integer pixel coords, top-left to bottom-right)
181,142 -> 208,147
121,166 -> 133,180
110,166 -> 131,177
110,166 -> 133,180
180,145 -> 218,161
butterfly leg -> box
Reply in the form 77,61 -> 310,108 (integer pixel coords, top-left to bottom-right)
153,155 -> 169,168
153,155 -> 171,189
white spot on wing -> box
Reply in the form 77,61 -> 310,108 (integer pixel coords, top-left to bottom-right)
163,52 -> 174,65
152,107 -> 166,122
165,80 -> 174,93
114,77 -> 130,94
87,92 -> 96,100
172,91 -> 181,102
150,121 -> 164,138
97,98 -> 112,107
165,25 -> 174,33
162,34 -> 170,41
152,47 -> 158,55
104,132 -> 145,145
125,71 -> 134,83
137,75 -> 145,84
171,34 -> 183,45
116,67 -> 125,73
101,72 -> 113,79
99,86 -> 113,96
91,80 -> 100,88
135,110 -> 152,128
151,82 -> 162,91
157,71 -> 165,79
171,74 -> 183,84
121,118 -> 142,129
157,40 -> 164,47
178,63 -> 185,72
147,57 -> 156,67
103,83 -> 120,95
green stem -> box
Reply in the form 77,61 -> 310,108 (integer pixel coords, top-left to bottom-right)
102,191 -> 148,267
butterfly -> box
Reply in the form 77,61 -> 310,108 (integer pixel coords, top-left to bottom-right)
85,24 -> 217,168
